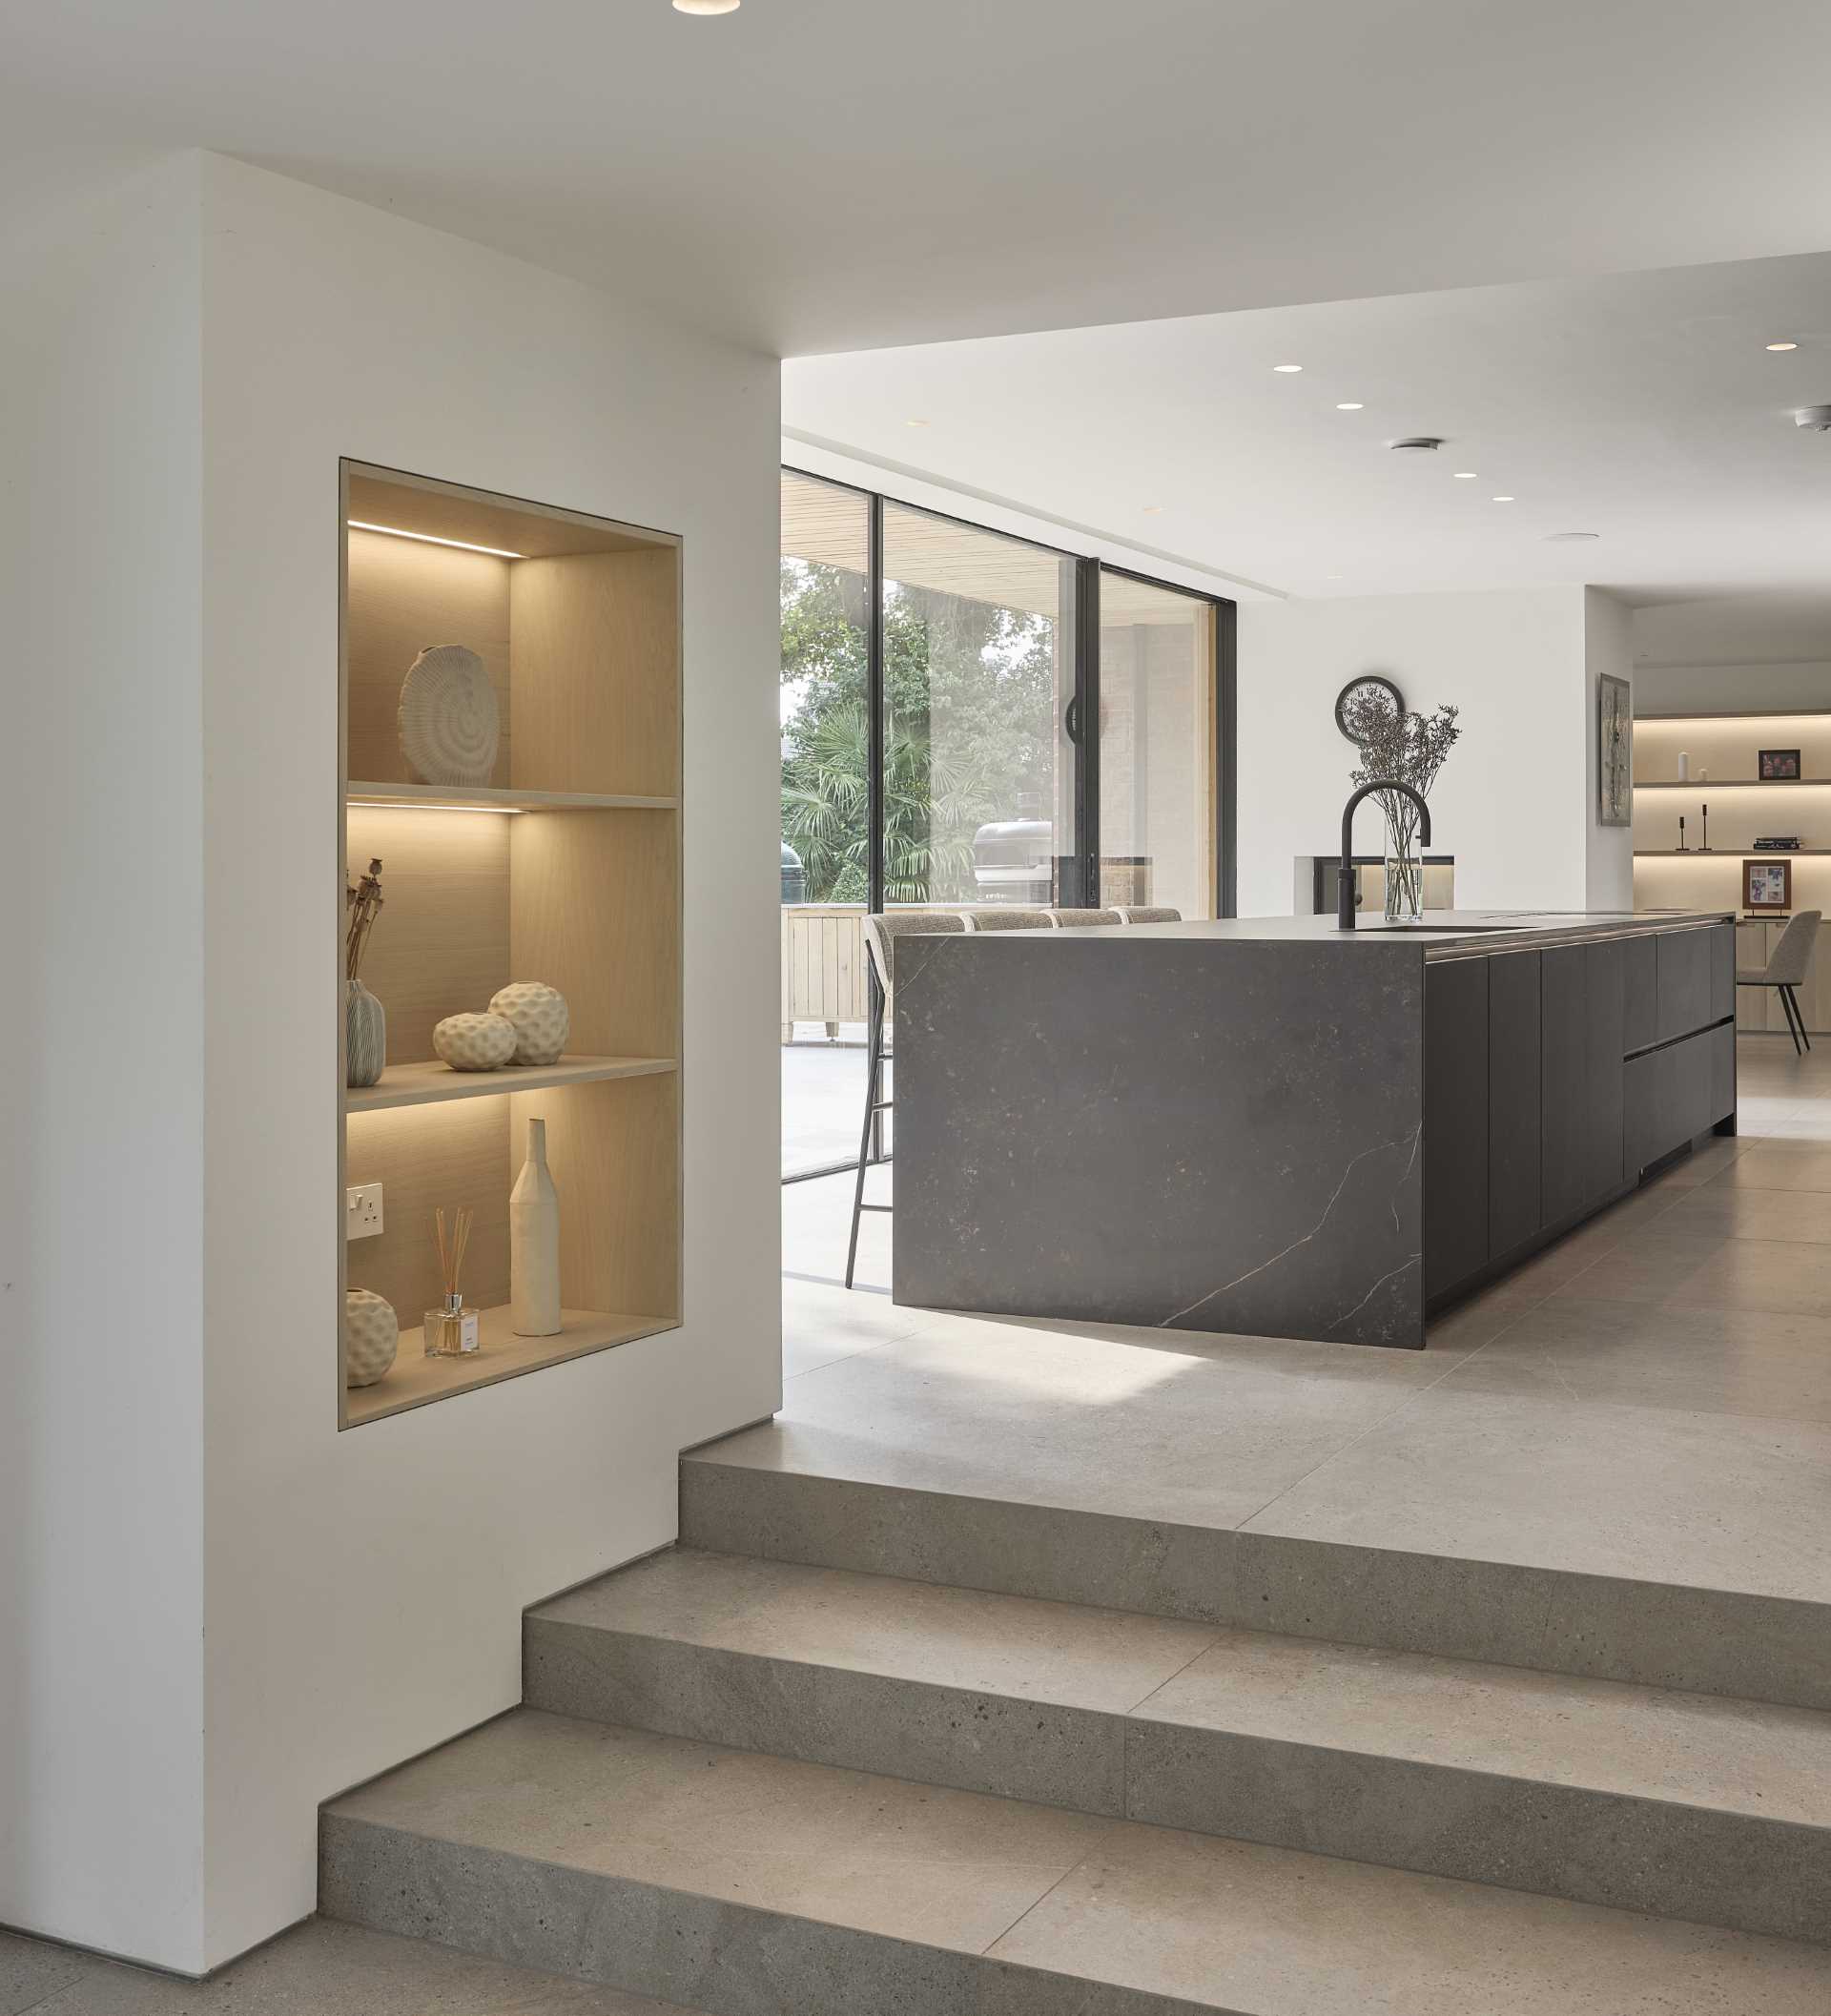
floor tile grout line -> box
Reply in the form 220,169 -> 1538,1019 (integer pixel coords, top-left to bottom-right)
975,1845 -> 1108,1962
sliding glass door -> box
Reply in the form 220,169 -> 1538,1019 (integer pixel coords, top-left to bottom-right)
780,467 -> 1231,1179
1097,568 -> 1221,917
881,502 -> 1079,909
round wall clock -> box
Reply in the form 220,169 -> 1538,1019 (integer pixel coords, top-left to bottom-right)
1335,674 -> 1405,744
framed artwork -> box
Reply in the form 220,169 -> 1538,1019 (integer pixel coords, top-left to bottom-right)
1335,673 -> 1405,744
1596,673 -> 1632,826
1744,857 -> 1793,912
1759,748 -> 1802,781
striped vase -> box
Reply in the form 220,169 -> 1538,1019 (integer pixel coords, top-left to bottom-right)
346,978 -> 386,1088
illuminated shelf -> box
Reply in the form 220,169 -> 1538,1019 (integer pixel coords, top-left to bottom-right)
1635,850 -> 1831,858
345,1306 -> 670,1427
1634,777 -> 1824,790
347,781 -> 677,812
347,1055 -> 676,1114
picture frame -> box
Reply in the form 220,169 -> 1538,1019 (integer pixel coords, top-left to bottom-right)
1744,856 -> 1793,912
1759,748 -> 1802,781
1596,673 -> 1632,826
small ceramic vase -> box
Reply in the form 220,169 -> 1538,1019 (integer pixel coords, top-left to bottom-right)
490,982 -> 570,1066
510,1117 -> 562,1336
344,1288 -> 399,1388
433,1011 -> 518,1071
346,978 -> 386,1088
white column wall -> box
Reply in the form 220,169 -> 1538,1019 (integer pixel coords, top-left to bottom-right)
1236,587 -> 1595,917
0,157 -> 210,1967
3,151 -> 782,1973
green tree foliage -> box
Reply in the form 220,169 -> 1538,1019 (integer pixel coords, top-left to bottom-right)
780,557 -> 1060,903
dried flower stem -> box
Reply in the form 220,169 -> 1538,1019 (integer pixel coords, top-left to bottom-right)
345,857 -> 384,982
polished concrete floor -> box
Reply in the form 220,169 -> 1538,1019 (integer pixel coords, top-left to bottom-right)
10,1037 -> 1830,2006
780,1033 -> 1831,1608
0,1919 -> 687,2013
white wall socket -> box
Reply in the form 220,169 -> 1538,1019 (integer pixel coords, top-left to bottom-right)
345,1183 -> 383,1241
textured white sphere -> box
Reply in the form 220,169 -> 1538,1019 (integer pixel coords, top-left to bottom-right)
398,645 -> 500,787
344,1289 -> 399,1388
489,981 -> 570,1066
433,1011 -> 518,1071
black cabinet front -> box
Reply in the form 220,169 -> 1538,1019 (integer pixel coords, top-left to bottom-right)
1424,957 -> 1490,1298
1489,950 -> 1544,1260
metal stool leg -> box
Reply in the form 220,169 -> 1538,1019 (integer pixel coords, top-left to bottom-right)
845,992 -> 884,1289
1790,984 -> 1812,1052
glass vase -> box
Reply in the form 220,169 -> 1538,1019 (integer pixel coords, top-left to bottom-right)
1383,808 -> 1426,925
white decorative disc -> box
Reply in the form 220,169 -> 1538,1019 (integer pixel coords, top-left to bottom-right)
433,1011 -> 518,1071
398,645 -> 500,787
490,982 -> 570,1066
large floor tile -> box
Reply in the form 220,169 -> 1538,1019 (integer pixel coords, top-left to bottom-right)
709,1318 -> 1462,1531
1552,1227 -> 1730,1304
1710,1141 -> 1831,1192
1681,1234 -> 1831,1314
0,1930 -> 94,2016
1467,1293 -> 1831,1423
988,1821 -> 1831,2015
32,1921 -> 682,2014
781,1273 -> 927,1378
526,1548 -> 1214,1811
325,1711 -> 1110,1957
1658,1183 -> 1831,1245
1240,1375 -> 1831,1602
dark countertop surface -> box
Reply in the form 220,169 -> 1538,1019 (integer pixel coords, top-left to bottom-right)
944,910 -> 1737,960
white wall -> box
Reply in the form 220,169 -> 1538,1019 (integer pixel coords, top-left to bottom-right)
4,154 -> 781,1973
0,157 -> 209,1967
1236,586 -> 1601,917
1634,594 -> 1831,716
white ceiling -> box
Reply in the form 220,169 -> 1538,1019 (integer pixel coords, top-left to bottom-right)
785,253 -> 1831,602
7,0 -> 1831,355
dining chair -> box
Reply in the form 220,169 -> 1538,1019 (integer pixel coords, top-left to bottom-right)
1738,910 -> 1821,1055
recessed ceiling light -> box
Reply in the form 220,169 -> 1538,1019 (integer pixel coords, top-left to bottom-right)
1335,401 -> 1364,410
1766,340 -> 1800,352
1272,363 -> 1303,373
904,418 -> 930,428
1492,495 -> 1515,504
1452,471 -> 1478,480
1546,531 -> 1600,542
673,0 -> 739,11
1142,505 -> 1165,515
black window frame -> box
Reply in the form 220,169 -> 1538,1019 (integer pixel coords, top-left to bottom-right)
781,464 -> 1236,1179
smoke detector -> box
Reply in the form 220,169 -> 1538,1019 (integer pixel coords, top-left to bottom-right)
1795,406 -> 1831,431
1387,436 -> 1444,452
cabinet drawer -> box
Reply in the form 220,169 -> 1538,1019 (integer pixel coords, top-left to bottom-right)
1656,928 -> 1714,1044
1624,1029 -> 1714,1176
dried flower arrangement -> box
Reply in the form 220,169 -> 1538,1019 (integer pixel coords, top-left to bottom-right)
1340,693 -> 1462,919
345,857 -> 384,981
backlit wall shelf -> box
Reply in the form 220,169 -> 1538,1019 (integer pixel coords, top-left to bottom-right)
347,1055 -> 678,1114
1632,707 -> 1830,1034
338,461 -> 683,1429
347,781 -> 678,813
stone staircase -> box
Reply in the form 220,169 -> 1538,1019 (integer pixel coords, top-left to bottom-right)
320,1424 -> 1831,2013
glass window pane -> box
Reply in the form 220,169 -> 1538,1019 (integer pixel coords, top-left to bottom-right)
780,471 -> 871,1176
1099,571 -> 1217,917
881,503 -> 1077,909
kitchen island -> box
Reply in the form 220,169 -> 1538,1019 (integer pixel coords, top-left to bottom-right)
890,911 -> 1737,1347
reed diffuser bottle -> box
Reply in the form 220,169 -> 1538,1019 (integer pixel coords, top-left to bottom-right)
510,1117 -> 562,1337
425,1205 -> 481,1357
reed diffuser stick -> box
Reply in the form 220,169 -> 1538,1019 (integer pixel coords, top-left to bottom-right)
426,1205 -> 480,1358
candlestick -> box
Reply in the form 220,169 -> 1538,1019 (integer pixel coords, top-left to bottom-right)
1678,814 -> 1687,853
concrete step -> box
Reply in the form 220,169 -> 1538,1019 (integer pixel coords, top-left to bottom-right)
679,1427 -> 1831,1714
320,1708 -> 1831,2016
525,1545 -> 1831,1944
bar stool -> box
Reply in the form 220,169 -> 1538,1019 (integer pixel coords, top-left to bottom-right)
1738,910 -> 1821,1055
1045,907 -> 1123,926
845,912 -> 971,1289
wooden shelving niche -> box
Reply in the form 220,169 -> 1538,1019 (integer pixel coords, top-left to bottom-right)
338,462 -> 682,1428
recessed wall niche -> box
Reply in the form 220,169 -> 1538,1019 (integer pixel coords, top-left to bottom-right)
339,462 -> 682,1427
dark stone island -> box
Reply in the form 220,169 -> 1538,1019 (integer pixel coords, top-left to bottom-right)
891,911 -> 1738,1348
